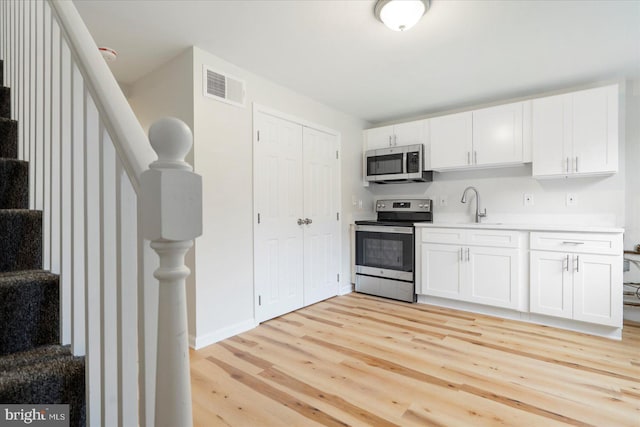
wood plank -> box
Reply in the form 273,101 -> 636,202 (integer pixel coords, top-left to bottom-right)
191,294 -> 640,426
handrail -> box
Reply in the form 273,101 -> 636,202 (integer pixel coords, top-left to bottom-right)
48,0 -> 154,193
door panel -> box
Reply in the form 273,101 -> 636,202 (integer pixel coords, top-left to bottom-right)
468,246 -> 518,309
530,251 -> 572,319
573,254 -> 622,327
532,94 -> 569,177
254,112 -> 304,322
472,102 -> 523,166
430,112 -> 472,170
421,243 -> 463,298
303,127 -> 340,306
571,86 -> 618,175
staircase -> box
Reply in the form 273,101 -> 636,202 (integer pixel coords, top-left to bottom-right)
0,60 -> 85,426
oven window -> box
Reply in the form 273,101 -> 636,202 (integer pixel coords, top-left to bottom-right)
367,153 -> 404,176
356,230 -> 413,272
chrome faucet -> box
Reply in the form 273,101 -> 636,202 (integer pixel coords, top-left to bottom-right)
461,186 -> 487,223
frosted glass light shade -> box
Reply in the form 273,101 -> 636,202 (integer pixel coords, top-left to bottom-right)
375,0 -> 429,32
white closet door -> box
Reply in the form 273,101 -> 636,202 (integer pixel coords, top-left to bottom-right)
302,127 -> 340,306
254,112 -> 304,322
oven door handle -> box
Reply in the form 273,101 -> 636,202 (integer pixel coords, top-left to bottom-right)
355,225 -> 414,234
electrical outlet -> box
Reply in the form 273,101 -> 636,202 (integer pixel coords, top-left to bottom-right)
523,193 -> 534,207
439,195 -> 448,207
566,193 -> 577,206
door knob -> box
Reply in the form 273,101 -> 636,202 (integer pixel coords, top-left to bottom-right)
297,218 -> 305,226
304,218 -> 313,225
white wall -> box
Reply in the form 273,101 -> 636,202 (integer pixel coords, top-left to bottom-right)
126,49 -> 197,336
367,82 -> 633,229
191,47 -> 371,347
624,76 -> 640,252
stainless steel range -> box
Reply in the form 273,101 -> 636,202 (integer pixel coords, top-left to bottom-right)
354,199 -> 433,302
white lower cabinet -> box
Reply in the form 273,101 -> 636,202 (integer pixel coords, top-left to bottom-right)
420,228 -> 521,310
529,232 -> 622,327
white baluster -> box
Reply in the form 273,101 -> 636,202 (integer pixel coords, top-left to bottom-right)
141,117 -> 201,427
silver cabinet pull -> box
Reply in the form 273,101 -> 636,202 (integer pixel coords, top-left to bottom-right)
460,247 -> 463,262
566,157 -> 569,173
389,135 -> 392,146
575,156 -> 579,173
304,218 -> 313,225
565,254 -> 569,271
562,241 -> 584,245
297,218 -> 305,226
473,151 -> 477,165
576,255 -> 580,272
466,247 -> 470,261
394,135 -> 397,146
467,152 -> 471,165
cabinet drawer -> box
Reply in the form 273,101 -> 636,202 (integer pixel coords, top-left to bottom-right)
530,232 -> 622,255
467,229 -> 521,248
421,228 -> 466,244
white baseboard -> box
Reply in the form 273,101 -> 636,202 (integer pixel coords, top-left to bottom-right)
417,295 -> 622,340
339,283 -> 354,295
189,318 -> 258,350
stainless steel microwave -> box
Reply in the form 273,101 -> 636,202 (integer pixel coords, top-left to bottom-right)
365,144 -> 433,183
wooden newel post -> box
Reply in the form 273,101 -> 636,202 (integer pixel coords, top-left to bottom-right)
141,117 -> 202,427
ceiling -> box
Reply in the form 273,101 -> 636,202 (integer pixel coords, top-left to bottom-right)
73,0 -> 640,124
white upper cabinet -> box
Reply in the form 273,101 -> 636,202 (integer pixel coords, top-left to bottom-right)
472,102 -> 523,167
364,119 -> 427,151
430,102 -> 525,171
430,112 -> 473,169
532,85 -> 618,178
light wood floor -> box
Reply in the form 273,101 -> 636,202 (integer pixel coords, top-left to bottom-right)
190,293 -> 640,426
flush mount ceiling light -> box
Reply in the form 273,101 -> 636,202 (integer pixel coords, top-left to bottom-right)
374,0 -> 429,32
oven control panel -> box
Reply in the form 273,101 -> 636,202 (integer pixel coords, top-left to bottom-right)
376,199 -> 432,212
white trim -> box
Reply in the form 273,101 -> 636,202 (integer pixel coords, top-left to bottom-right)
189,318 -> 258,350
417,295 -> 622,340
339,284 -> 354,296
253,103 -> 341,138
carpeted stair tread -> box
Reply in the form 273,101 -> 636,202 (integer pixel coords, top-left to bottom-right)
0,158 -> 29,208
0,86 -> 10,119
0,209 -> 42,272
0,345 -> 86,427
0,270 -> 59,356
0,117 -> 19,159
0,344 -> 71,372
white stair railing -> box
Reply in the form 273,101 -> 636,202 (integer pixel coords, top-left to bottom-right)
0,1 -> 202,426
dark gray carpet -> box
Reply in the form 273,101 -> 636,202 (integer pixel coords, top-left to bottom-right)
0,58 -> 85,426
0,271 -> 59,356
0,209 -> 42,272
0,117 -> 18,159
0,158 -> 29,208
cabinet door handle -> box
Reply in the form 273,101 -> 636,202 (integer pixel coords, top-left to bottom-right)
566,157 -> 569,173
460,247 -> 463,262
575,156 -> 579,173
562,241 -> 584,245
473,151 -> 477,165
467,152 -> 471,165
565,254 -> 570,271
575,255 -> 580,272
389,135 -> 392,146
466,247 -> 470,261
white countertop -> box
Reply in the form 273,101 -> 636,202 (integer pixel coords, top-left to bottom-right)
415,222 -> 624,233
